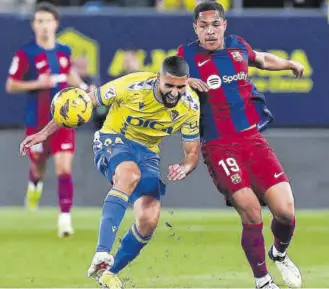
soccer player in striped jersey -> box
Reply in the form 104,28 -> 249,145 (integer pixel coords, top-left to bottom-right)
177,2 -> 304,288
6,2 -> 88,237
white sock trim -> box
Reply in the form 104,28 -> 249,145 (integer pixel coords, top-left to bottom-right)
273,244 -> 287,258
255,274 -> 272,287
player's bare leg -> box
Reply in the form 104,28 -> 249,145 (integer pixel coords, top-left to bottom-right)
100,196 -> 160,289
88,161 -> 140,285
264,182 -> 302,288
231,187 -> 279,289
54,151 -> 74,238
26,161 -> 46,211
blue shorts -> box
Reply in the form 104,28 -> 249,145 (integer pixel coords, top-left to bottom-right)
93,132 -> 166,203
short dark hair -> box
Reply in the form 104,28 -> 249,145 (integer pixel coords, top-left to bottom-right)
33,2 -> 60,21
160,56 -> 189,77
194,1 -> 225,21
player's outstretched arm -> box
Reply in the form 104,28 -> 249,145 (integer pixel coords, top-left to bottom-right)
6,74 -> 56,93
250,51 -> 304,78
19,120 -> 61,156
167,139 -> 200,181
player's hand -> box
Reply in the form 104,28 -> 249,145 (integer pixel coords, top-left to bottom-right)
167,164 -> 188,181
20,132 -> 47,156
88,84 -> 97,92
37,72 -> 56,89
289,60 -> 304,78
188,78 -> 209,92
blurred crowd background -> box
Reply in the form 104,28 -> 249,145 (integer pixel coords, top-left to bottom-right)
0,0 -> 327,12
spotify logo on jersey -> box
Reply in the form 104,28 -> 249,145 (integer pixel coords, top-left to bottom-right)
207,75 -> 222,89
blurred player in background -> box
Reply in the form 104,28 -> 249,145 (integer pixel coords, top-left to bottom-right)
6,2 -> 89,237
177,2 -> 304,289
19,56 -> 200,288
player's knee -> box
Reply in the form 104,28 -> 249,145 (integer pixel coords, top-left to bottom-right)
240,206 -> 262,224
274,210 -> 295,224
136,212 -> 159,237
30,162 -> 46,178
56,167 -> 72,176
233,188 -> 262,224
272,197 -> 295,224
54,152 -> 73,176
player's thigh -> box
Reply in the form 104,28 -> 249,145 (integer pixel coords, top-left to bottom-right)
229,187 -> 263,224
131,153 -> 166,204
49,127 -> 75,160
93,132 -> 140,193
113,161 -> 141,194
248,134 -> 289,196
263,182 -> 295,223
201,143 -> 250,197
202,145 -> 261,223
133,195 -> 161,234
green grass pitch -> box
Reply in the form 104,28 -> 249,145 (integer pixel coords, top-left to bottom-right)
0,208 -> 328,288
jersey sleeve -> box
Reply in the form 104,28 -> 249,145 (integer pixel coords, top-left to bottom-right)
8,50 -> 29,80
176,45 -> 185,58
181,106 -> 200,142
237,36 -> 256,62
95,76 -> 127,106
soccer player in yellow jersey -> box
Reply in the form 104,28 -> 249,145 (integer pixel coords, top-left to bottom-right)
20,56 -> 200,288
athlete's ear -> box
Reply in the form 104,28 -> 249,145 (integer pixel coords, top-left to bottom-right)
157,72 -> 160,80
223,20 -> 227,31
193,23 -> 197,34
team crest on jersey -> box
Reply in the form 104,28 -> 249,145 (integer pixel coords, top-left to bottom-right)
231,173 -> 241,184
59,57 -> 69,68
231,51 -> 243,62
170,110 -> 179,121
128,79 -> 156,91
104,86 -> 116,100
181,93 -> 199,111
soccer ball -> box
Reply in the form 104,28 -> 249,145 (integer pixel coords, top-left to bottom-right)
51,87 -> 93,128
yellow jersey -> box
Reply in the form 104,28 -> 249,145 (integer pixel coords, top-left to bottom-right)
96,72 -> 200,154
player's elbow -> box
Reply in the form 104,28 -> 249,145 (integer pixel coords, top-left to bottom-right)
5,79 -> 16,93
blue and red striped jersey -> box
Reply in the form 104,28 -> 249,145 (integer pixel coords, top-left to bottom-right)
8,40 -> 72,128
177,35 -> 273,142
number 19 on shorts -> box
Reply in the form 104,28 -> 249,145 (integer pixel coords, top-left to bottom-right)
218,158 -> 240,176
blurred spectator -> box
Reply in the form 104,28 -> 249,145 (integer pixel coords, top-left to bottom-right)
0,0 -> 35,11
122,50 -> 141,73
93,49 -> 141,130
156,0 -> 231,11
